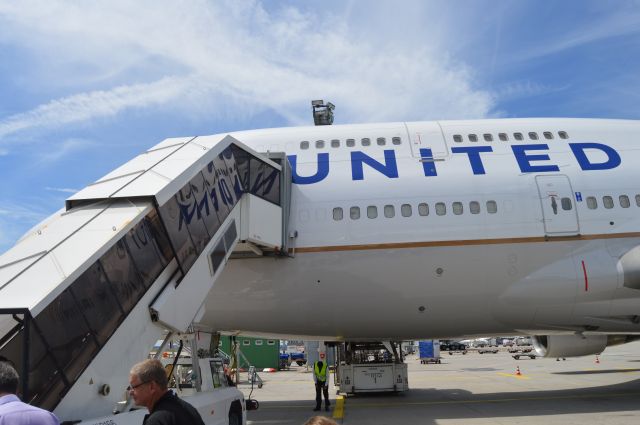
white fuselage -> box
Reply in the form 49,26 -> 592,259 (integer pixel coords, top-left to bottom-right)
200,118 -> 640,340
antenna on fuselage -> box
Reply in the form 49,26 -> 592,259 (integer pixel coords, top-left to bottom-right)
311,100 -> 335,125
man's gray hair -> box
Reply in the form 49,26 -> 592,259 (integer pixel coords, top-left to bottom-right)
130,359 -> 168,389
0,361 -> 19,394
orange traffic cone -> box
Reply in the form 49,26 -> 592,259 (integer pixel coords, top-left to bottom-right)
515,366 -> 522,376
595,355 -> 600,364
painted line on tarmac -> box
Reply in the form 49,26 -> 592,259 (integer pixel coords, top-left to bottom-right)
338,391 -> 640,409
332,395 -> 345,419
497,372 -> 531,380
256,391 -> 640,411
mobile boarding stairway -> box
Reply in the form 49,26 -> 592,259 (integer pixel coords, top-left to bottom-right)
0,134 -> 291,423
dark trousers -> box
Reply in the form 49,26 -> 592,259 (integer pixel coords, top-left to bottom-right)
315,382 -> 330,408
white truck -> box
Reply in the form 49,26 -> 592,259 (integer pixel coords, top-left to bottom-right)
77,349 -> 247,425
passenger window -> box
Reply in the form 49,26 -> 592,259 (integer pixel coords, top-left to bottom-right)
586,197 -> 598,209
361,138 -> 371,146
333,207 -> 343,220
468,134 -> 478,142
453,135 -> 463,143
603,196 -> 614,209
435,202 -> 446,216
70,262 -> 123,346
392,137 -> 402,145
469,201 -> 480,214
561,197 -> 572,210
401,204 -> 412,217
543,131 -> 553,140
377,137 -> 386,146
301,141 -> 309,150
346,138 -> 355,147
498,133 -> 508,141
514,133 -> 523,141
384,205 -> 395,218
243,340 -> 250,346
558,131 -> 569,139
101,240 -> 146,314
315,140 -> 325,149
158,196 -> 197,271
486,200 -> 498,213
255,340 -> 263,346
483,134 -> 493,142
350,206 -> 360,220
125,220 -> 164,289
620,195 -> 630,208
418,203 -> 429,216
367,206 -> 378,219
452,202 -> 463,215
528,132 -> 538,140
331,139 -> 340,148
33,288 -> 98,394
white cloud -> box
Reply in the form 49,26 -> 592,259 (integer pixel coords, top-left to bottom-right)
0,78 -> 193,141
44,187 -> 78,194
0,203 -> 52,254
510,7 -> 640,63
0,0 -> 494,144
495,81 -> 569,102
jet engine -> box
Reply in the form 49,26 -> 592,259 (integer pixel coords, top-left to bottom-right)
531,334 -> 640,358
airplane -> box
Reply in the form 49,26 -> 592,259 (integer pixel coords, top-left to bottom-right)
2,116 -> 640,420
201,117 -> 640,354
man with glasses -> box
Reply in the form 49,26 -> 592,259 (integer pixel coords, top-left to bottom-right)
129,359 -> 205,425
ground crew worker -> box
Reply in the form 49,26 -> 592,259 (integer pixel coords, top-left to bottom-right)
312,354 -> 330,411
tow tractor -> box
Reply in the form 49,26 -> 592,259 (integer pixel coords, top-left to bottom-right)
335,341 -> 408,394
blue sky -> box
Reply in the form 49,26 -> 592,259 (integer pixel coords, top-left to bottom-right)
1,0 -> 639,254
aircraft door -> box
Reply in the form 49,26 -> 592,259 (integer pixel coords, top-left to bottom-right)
535,175 -> 579,236
404,122 -> 448,160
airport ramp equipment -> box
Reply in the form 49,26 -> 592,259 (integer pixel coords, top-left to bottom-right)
0,135 -> 290,419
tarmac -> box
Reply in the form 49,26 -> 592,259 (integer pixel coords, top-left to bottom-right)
238,341 -> 640,425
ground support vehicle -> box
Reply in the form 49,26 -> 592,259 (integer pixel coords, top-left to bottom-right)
335,341 -> 408,394
477,346 -> 500,354
290,351 -> 307,366
418,340 -> 441,364
512,352 -> 537,360
441,340 -> 468,355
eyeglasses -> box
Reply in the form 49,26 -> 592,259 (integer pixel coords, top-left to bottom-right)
126,381 -> 150,392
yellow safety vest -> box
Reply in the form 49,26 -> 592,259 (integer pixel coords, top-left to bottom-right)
314,361 -> 328,382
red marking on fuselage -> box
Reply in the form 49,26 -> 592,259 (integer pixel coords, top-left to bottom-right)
581,260 -> 589,291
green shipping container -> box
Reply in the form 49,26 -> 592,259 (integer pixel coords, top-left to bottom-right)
220,336 -> 280,369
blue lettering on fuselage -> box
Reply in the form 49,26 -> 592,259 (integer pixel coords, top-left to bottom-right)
288,153 -> 329,184
569,142 -> 621,171
419,148 -> 438,176
286,142 -> 621,185
511,144 -> 560,173
451,146 -> 493,175
351,150 -> 398,181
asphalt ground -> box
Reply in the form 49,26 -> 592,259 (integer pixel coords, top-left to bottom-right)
238,341 -> 640,425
